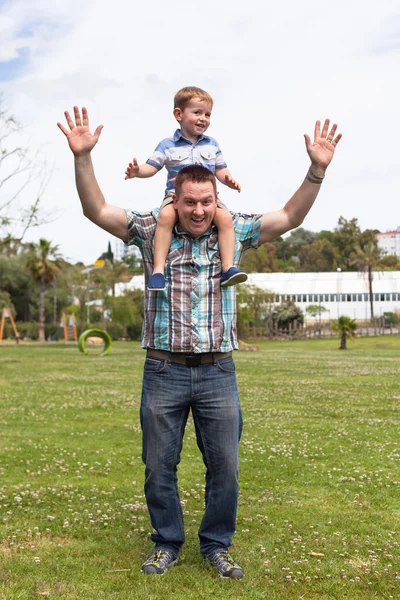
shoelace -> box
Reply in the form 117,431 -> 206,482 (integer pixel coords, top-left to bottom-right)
213,552 -> 237,568
147,550 -> 169,567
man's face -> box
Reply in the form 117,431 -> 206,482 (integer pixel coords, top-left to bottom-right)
173,180 -> 217,237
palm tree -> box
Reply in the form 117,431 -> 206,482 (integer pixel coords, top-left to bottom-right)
25,239 -> 63,342
349,241 -> 382,321
331,316 -> 358,350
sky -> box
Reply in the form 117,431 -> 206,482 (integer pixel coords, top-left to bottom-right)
0,0 -> 399,264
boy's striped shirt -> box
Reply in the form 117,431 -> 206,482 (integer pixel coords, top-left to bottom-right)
146,130 -> 227,195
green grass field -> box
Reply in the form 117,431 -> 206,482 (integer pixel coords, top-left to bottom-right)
0,337 -> 399,599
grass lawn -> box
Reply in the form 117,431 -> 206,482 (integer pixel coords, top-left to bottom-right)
0,337 -> 399,599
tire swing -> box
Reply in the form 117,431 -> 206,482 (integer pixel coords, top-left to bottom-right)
78,329 -> 112,357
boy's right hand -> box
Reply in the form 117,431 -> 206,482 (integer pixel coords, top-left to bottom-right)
125,158 -> 140,179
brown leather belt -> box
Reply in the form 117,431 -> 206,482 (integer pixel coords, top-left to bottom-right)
146,348 -> 232,367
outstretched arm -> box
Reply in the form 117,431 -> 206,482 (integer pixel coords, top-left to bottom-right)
57,106 -> 128,241
259,119 -> 342,245
124,158 -> 158,180
215,168 -> 241,192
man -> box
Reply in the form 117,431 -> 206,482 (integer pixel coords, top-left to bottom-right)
58,107 -> 341,578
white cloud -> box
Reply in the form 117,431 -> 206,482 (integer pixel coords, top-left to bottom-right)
1,0 -> 400,263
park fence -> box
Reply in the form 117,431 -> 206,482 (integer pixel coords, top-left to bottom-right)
240,318 -> 399,340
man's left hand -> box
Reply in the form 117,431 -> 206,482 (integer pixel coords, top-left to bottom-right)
304,119 -> 342,177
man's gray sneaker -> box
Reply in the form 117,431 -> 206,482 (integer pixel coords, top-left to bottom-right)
205,550 -> 244,579
141,549 -> 178,575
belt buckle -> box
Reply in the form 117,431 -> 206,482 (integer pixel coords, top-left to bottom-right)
185,354 -> 202,367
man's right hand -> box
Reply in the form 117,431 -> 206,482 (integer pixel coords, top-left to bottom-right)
57,106 -> 103,156
125,158 -> 140,179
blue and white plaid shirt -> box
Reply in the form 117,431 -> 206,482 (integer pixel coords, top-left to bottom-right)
126,209 -> 262,353
146,129 -> 227,196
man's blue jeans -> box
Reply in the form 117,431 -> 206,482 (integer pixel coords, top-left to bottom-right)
140,355 -> 242,558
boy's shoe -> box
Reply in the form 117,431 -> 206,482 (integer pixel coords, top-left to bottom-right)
205,550 -> 244,579
141,549 -> 178,575
220,267 -> 248,287
148,273 -> 165,291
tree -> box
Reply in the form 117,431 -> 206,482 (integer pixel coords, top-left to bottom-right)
0,98 -> 51,240
284,227 -> 318,255
89,268 -> 111,330
332,217 -> 361,270
349,241 -> 382,320
270,301 -> 304,330
299,239 -> 339,271
0,251 -> 32,320
102,260 -> 129,296
377,254 -> 400,271
0,290 -> 15,313
106,289 -> 144,338
59,265 -> 90,333
305,304 -> 328,319
236,285 -> 275,335
239,243 -> 278,273
382,311 -> 400,326
331,316 -> 358,350
25,239 -> 63,342
279,227 -> 318,264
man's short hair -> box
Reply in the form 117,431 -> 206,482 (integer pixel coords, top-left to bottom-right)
174,86 -> 214,111
175,165 -> 217,197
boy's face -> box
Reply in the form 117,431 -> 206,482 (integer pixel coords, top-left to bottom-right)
174,97 -> 212,142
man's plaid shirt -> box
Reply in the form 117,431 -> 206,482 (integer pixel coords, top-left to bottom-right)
126,208 -> 262,353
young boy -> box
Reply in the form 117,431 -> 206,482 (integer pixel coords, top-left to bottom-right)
124,86 -> 247,290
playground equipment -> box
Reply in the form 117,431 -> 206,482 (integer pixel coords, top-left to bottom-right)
0,308 -> 20,344
63,313 -> 77,342
49,313 -> 77,342
78,328 -> 112,356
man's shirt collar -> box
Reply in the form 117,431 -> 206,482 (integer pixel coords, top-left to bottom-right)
174,221 -> 216,239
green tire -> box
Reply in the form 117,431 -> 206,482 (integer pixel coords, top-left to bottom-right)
78,329 -> 112,357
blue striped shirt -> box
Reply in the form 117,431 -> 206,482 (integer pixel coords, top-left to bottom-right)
126,209 -> 262,352
146,129 -> 227,195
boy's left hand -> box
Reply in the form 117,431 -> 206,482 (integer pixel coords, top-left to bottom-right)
224,174 -> 241,192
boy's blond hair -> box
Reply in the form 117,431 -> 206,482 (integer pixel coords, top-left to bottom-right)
174,86 -> 214,111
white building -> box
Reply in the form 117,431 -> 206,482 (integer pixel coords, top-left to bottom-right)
247,271 -> 400,320
116,271 -> 400,321
377,227 -> 400,258
114,239 -> 142,263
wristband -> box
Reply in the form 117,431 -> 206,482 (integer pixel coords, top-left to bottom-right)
306,168 -> 324,184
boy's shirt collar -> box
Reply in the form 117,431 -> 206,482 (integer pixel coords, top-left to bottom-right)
173,128 -> 210,145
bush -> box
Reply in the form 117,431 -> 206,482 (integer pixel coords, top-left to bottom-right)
270,301 -> 304,330
14,321 -> 39,340
126,322 -> 143,340
106,323 -> 124,340
382,312 -> 400,325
